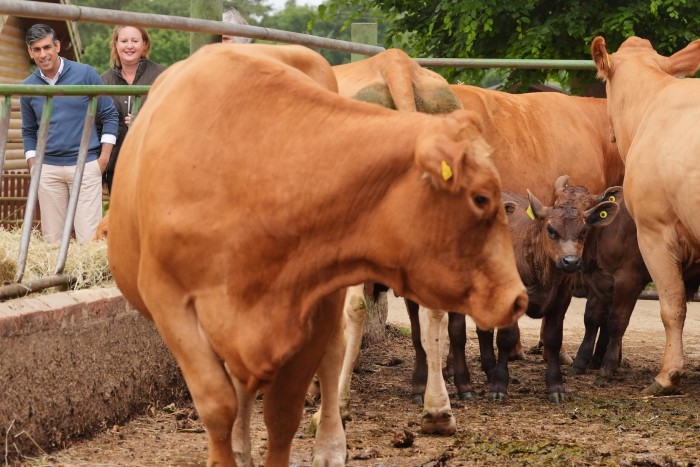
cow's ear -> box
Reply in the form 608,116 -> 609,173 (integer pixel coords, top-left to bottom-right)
591,36 -> 612,81
665,39 -> 700,77
416,133 -> 469,192
416,111 -> 490,193
503,200 -> 517,217
596,186 -> 623,204
585,200 -> 619,227
526,190 -> 548,220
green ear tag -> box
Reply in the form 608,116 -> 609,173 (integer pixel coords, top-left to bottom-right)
600,210 -> 608,219
441,160 -> 453,181
526,204 -> 535,220
609,195 -> 616,202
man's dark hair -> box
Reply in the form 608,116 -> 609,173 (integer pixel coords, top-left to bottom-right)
25,24 -> 58,46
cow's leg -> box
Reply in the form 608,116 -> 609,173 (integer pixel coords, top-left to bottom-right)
447,312 -> 474,400
263,293 -> 345,467
542,297 -> 571,403
231,376 -> 256,467
538,318 -> 573,365
406,298 -> 427,405
337,284 -> 366,420
637,232 -> 686,395
419,308 -> 456,435
572,295 -> 605,374
599,276 -> 642,380
146,294 -> 238,467
490,323 -> 519,401
310,294 -> 348,466
476,327 -> 496,382
590,321 -> 610,369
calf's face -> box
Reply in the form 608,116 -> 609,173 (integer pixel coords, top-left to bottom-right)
528,189 -> 619,273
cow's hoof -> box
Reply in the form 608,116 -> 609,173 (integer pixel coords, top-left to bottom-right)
411,393 -> 424,405
234,451 -> 254,467
508,350 -> 526,361
570,364 -> 587,375
489,391 -> 507,402
548,391 -> 567,403
311,453 -> 346,467
420,410 -> 456,435
642,380 -> 679,396
559,351 -> 574,366
459,390 -> 475,401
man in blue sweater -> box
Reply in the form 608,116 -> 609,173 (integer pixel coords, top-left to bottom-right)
21,24 -> 119,244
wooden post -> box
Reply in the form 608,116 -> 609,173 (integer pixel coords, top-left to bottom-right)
190,0 -> 223,54
351,23 -> 377,62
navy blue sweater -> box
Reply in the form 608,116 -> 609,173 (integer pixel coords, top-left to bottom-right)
21,59 -> 119,166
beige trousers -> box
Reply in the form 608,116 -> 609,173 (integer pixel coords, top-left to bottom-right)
37,160 -> 103,244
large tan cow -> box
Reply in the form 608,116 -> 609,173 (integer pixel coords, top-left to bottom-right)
591,36 -> 700,395
108,43 -> 527,467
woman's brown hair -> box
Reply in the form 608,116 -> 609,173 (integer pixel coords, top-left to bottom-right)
109,25 -> 151,68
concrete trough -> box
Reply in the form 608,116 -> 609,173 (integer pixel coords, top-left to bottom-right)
0,286 -> 189,460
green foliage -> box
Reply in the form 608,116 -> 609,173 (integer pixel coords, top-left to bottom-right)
319,0 -> 700,94
264,2 -> 388,65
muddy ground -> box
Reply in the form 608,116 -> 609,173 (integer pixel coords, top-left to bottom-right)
18,297 -> 700,466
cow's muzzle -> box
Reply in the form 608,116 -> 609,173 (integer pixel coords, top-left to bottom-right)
557,255 -> 582,272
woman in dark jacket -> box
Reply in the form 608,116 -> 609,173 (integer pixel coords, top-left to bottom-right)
100,25 -> 165,192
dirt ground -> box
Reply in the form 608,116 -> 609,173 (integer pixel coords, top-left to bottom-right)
18,297 -> 700,466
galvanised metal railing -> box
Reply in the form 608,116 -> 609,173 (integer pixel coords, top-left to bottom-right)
0,85 -> 149,299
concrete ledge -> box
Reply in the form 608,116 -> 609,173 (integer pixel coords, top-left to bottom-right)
0,287 -> 189,460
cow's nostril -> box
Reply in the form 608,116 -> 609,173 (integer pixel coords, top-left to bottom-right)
559,255 -> 582,272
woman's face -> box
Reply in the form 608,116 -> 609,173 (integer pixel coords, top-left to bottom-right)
116,26 -> 146,67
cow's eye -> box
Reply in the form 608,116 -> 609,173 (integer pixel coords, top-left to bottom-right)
546,225 -> 557,239
473,194 -> 489,208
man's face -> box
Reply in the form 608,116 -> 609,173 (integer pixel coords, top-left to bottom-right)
28,35 -> 61,78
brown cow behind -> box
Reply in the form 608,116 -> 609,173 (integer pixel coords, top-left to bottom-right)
108,43 -> 526,466
592,36 -> 700,395
477,177 -> 620,402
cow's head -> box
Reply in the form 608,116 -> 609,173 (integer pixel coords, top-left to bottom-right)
591,36 -> 700,158
526,178 -> 620,273
377,109 -> 528,330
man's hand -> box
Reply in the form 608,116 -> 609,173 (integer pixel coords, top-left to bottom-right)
98,144 -> 114,173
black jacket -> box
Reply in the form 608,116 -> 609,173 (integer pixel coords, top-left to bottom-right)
100,59 -> 166,174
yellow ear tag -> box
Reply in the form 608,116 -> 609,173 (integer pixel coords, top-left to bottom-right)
608,195 -> 616,202
526,204 -> 535,220
600,211 -> 608,219
441,160 -> 453,181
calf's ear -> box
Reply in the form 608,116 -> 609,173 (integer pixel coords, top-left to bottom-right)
585,200 -> 619,226
596,186 -> 623,204
591,36 -> 611,80
666,39 -> 700,77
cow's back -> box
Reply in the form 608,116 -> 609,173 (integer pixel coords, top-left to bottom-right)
451,85 -> 623,204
